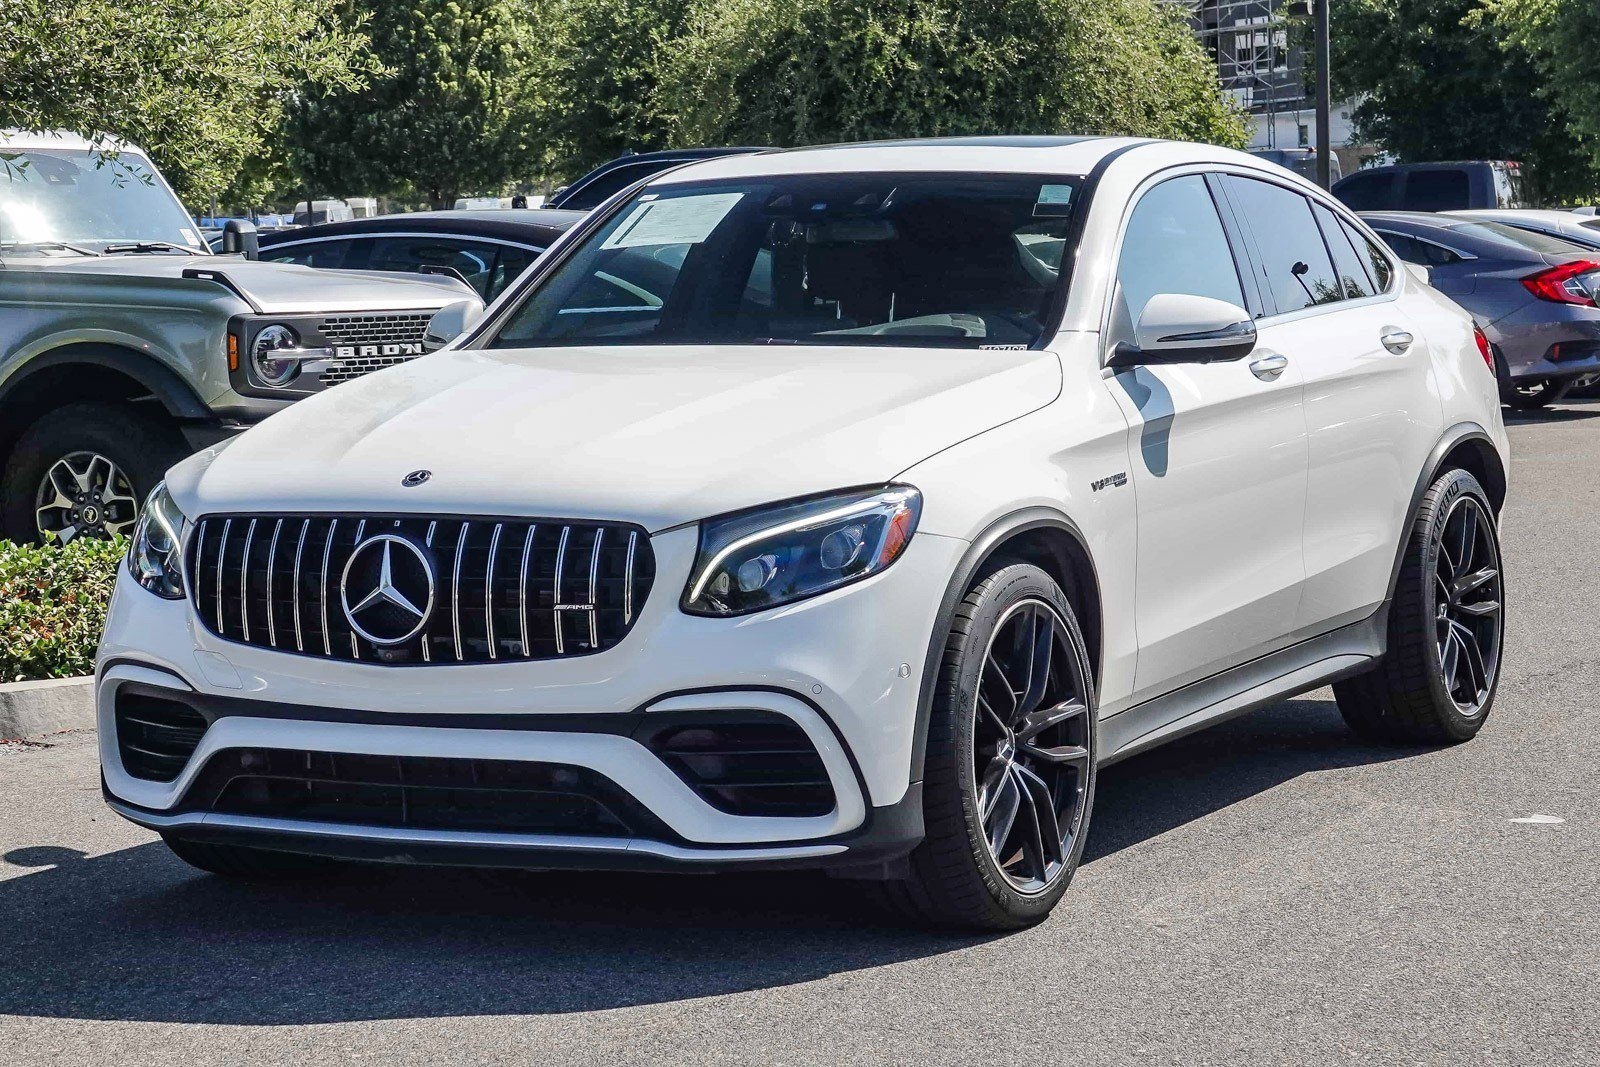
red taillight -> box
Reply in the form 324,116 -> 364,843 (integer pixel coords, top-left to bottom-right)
1473,326 -> 1495,373
1522,260 -> 1600,306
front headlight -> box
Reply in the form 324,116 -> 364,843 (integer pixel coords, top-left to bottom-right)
683,486 -> 921,617
252,323 -> 301,386
128,483 -> 187,600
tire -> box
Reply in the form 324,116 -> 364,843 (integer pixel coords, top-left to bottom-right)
1334,469 -> 1504,744
1501,378 -> 1571,410
161,834 -> 333,880
1,402 -> 186,544
877,563 -> 1097,930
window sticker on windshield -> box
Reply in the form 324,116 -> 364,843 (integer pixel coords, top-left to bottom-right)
1034,184 -> 1075,218
601,193 -> 743,249
182,229 -> 202,247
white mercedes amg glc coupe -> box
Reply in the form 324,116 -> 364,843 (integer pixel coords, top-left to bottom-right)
100,138 -> 1510,929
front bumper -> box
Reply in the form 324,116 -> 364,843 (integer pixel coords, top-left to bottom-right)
98,525 -> 964,870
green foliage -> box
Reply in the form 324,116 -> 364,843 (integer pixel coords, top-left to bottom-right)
1478,0 -> 1600,200
1330,0 -> 1598,202
0,0 -> 372,204
0,537 -> 124,683
287,0 -> 545,208
654,0 -> 1247,150
533,0 -> 693,179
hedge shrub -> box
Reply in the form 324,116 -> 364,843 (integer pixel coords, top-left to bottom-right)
0,537 -> 125,683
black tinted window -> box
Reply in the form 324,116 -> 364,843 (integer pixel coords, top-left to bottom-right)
1376,231 -> 1425,265
1114,175 -> 1246,329
360,236 -> 502,296
1345,219 -> 1394,291
1402,170 -> 1470,212
260,239 -> 354,268
1313,203 -> 1373,298
1334,172 -> 1393,211
560,163 -> 666,211
488,245 -> 541,298
1226,176 -> 1342,312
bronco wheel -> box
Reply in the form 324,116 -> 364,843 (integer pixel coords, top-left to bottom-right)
1335,469 -> 1504,744
878,563 -> 1096,930
1,402 -> 185,544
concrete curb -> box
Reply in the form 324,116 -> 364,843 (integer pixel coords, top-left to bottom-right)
0,676 -> 95,740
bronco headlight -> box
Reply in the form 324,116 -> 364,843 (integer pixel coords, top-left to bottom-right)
252,323 -> 301,386
128,483 -> 187,600
683,486 -> 921,617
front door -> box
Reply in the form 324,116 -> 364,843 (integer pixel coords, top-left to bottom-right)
1102,174 -> 1309,705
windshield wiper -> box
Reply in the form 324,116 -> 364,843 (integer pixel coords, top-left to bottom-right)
0,239 -> 100,257
101,240 -> 200,256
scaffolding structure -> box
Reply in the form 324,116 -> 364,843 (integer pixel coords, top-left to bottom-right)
1163,0 -> 1309,149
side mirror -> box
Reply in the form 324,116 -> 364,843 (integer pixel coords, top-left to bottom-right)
1404,262 -> 1431,286
423,300 -> 484,352
221,219 -> 259,260
1107,293 -> 1256,369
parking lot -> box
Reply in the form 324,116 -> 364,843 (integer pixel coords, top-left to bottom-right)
2,402 -> 1596,1067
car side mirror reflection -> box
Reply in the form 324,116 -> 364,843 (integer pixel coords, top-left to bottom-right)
423,300 -> 485,352
1107,293 -> 1256,370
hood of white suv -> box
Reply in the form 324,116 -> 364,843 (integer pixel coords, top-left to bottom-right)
7,255 -> 474,312
167,344 -> 1062,530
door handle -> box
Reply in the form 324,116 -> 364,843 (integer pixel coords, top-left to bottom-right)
1249,353 -> 1289,381
1381,326 -> 1414,354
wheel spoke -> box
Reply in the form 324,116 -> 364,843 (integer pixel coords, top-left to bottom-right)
1015,763 -> 1065,874
1456,505 -> 1478,575
982,651 -> 1020,716
1016,698 -> 1087,743
1016,606 -> 1054,719
976,692 -> 1010,735
1453,598 -> 1500,618
1440,630 -> 1461,694
1023,742 -> 1090,766
1453,566 -> 1498,601
977,754 -> 1010,817
1451,621 -> 1489,697
984,769 -> 1022,858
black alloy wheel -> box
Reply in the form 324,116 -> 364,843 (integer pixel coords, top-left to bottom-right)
973,599 -> 1094,894
1432,493 -> 1502,716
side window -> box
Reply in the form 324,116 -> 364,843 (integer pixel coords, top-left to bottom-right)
487,245 -> 541,298
361,236 -> 500,297
1113,175 -> 1247,336
1344,219 -> 1394,291
1401,170 -> 1470,212
1375,230 -> 1425,265
1225,176 -> 1342,312
1332,172 -> 1393,211
259,239 -> 353,269
1313,203 -> 1374,299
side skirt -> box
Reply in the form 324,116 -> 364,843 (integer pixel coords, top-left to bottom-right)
1099,614 -> 1384,766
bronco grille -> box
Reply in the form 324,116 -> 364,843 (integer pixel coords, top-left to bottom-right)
316,312 -> 433,385
187,515 -> 655,665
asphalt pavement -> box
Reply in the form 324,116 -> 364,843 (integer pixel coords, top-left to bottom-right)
3,401 -> 1598,1066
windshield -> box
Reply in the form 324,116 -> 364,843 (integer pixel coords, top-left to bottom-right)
491,173 -> 1081,349
0,149 -> 204,251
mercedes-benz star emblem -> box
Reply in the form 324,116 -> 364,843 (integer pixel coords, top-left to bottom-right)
340,535 -> 435,646
402,469 -> 432,487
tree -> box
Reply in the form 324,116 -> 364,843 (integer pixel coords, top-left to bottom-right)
0,0 -> 371,205
286,0 -> 544,209
654,0 -> 1247,149
1329,0 -> 1597,202
532,0 -> 694,180
1478,0 -> 1600,199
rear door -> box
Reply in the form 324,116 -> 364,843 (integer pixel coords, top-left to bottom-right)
1223,176 -> 1440,636
1101,172 -> 1309,702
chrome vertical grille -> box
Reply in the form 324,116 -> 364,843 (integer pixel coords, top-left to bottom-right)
188,514 -> 655,665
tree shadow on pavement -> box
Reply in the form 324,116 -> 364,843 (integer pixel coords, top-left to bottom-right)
0,695 -> 1421,1026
